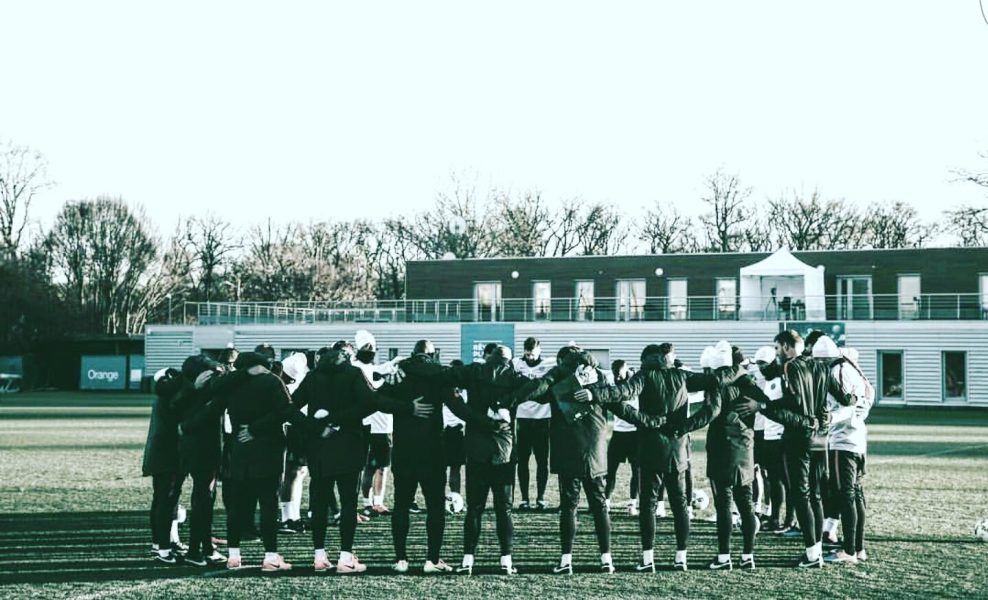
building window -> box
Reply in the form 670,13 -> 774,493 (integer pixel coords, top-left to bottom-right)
898,274 -> 921,320
837,276 -> 873,320
667,278 -> 688,321
533,281 -> 551,321
980,274 -> 988,319
474,282 -> 502,322
616,279 -> 646,321
716,278 -> 737,320
575,280 -> 595,321
878,351 -> 903,401
943,351 -> 967,401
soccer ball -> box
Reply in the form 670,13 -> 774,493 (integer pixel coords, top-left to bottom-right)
446,492 -> 464,514
691,489 -> 710,512
975,517 -> 988,542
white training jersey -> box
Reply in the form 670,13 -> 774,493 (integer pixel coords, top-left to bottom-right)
356,358 -> 397,435
756,374 -> 785,441
443,389 -> 467,428
827,360 -> 873,454
512,356 -> 555,420
612,395 -> 638,432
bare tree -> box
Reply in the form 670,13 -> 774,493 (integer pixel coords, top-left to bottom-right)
46,197 -> 158,335
943,205 -> 988,247
545,198 -> 585,257
402,175 -> 500,259
699,170 -> 752,252
638,202 -> 699,254
574,202 -> 626,255
863,201 -> 937,248
495,190 -> 553,257
767,190 -> 867,250
182,215 -> 237,302
0,139 -> 54,258
366,219 -> 421,300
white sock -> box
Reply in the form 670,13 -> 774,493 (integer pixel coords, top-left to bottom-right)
742,553 -> 753,562
823,518 -> 837,535
280,502 -> 291,522
560,553 -> 572,567
151,543 -> 159,551
500,555 -> 512,570
754,501 -> 763,514
265,552 -> 279,563
675,550 -> 687,564
229,548 -> 241,560
169,520 -> 179,543
363,497 -> 372,507
643,549 -> 654,565
462,554 -> 474,568
718,553 -> 730,563
290,499 -> 303,522
315,549 -> 327,562
806,545 -> 820,561
157,548 -> 171,558
600,552 -> 612,565
340,551 -> 354,564
373,495 -> 384,506
814,541 -> 823,556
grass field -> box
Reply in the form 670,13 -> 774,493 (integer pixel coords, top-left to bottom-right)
1,392 -> 987,599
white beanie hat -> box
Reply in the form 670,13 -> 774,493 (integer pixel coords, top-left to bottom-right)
354,329 -> 376,351
709,341 -> 733,370
281,352 -> 309,382
811,335 -> 840,359
841,347 -> 860,364
754,346 -> 776,364
699,346 -> 715,369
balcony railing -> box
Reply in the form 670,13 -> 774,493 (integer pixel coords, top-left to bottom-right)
161,294 -> 988,326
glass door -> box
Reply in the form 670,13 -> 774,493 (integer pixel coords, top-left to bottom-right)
837,276 -> 873,320
474,282 -> 502,322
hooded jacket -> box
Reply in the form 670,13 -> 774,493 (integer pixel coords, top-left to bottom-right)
289,348 -> 413,477
761,354 -> 842,451
633,354 -> 716,473
142,370 -> 183,477
702,367 -> 766,486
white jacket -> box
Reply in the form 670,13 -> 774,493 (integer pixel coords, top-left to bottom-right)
827,360 -> 873,454
512,356 -> 555,420
749,363 -> 784,440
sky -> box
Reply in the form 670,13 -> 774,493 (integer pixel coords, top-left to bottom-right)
1,1 -> 987,238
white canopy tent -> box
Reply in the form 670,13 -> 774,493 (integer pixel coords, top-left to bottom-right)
738,249 -> 826,320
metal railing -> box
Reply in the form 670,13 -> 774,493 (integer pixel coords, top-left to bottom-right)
162,293 -> 988,326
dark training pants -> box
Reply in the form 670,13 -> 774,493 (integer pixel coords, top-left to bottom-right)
150,472 -> 184,548
310,471 -> 361,553
188,469 -> 218,556
605,430 -> 639,501
464,462 -> 514,556
710,479 -> 757,555
559,475 -> 611,554
392,465 -> 447,563
786,443 -> 828,549
763,439 -> 794,526
226,476 -> 280,553
516,418 -> 550,503
640,467 -> 690,551
830,450 -> 867,555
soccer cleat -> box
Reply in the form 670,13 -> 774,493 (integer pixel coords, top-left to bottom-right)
456,564 -> 473,576
600,562 -> 615,574
424,560 -> 453,573
856,549 -> 869,562
673,560 -> 688,572
337,556 -> 367,574
797,556 -> 824,569
170,541 -> 189,556
535,500 -> 548,512
361,506 -> 375,518
262,554 -> 292,572
393,560 -> 409,573
153,551 -> 177,565
183,552 -> 208,567
314,557 -> 335,572
635,562 -> 655,573
500,564 -> 519,575
211,536 -> 227,547
409,502 -> 423,514
552,563 -> 573,575
226,556 -> 242,570
822,533 -> 841,548
149,544 -> 159,557
740,557 -> 756,570
708,558 -> 733,571
279,520 -> 296,534
824,550 -> 858,565
781,527 -> 803,538
206,550 -> 227,565
331,512 -> 342,525
356,513 -> 370,524
628,504 -> 640,517
518,501 -> 531,512
371,505 -> 391,516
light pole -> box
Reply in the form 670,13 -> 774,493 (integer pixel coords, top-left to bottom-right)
166,293 -> 173,325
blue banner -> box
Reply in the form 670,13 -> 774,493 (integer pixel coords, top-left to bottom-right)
779,321 -> 846,347
80,355 -> 127,390
460,323 -> 516,364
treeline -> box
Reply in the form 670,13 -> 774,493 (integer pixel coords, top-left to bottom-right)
1,139 -> 986,348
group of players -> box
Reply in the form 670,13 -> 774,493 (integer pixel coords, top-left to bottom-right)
142,328 -> 872,574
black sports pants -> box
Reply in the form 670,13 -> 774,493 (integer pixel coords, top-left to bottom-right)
310,471 -> 361,552
830,450 -> 866,555
559,475 -> 610,554
464,461 -> 514,556
640,466 -> 689,551
226,476 -> 280,553
188,469 -> 218,556
786,443 -> 828,548
516,418 -> 550,503
710,479 -> 756,555
393,465 -> 447,563
150,472 -> 184,548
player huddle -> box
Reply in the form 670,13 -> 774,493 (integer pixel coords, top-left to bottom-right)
141,328 -> 872,574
